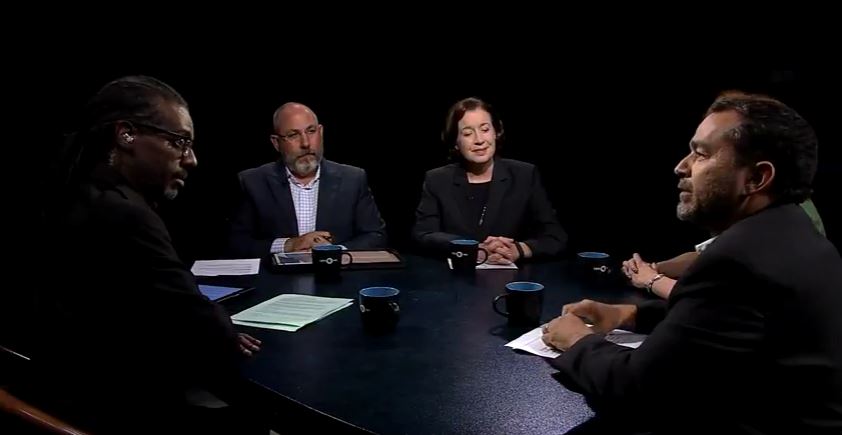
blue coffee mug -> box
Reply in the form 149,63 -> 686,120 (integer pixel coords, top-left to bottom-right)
312,244 -> 353,278
449,239 -> 488,272
577,251 -> 611,274
493,281 -> 545,326
359,287 -> 400,332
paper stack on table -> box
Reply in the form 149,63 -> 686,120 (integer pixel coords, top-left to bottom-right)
447,258 -> 518,270
476,262 -> 518,270
191,259 -> 260,276
232,294 -> 353,332
506,327 -> 646,358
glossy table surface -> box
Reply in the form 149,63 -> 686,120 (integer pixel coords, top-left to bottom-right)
203,254 -> 644,434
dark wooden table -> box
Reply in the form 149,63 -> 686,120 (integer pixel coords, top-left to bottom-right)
204,254 -> 646,434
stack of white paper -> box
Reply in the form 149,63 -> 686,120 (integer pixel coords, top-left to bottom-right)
447,259 -> 518,270
231,294 -> 353,332
505,327 -> 646,358
476,262 -> 518,270
191,259 -> 260,276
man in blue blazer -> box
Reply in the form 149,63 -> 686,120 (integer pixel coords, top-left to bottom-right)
229,103 -> 386,257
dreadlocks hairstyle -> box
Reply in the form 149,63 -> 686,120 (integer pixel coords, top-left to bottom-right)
44,76 -> 188,220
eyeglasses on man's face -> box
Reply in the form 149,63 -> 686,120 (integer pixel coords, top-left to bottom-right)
130,121 -> 194,157
275,125 -> 319,143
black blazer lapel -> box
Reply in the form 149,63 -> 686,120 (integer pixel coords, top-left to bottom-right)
480,159 -> 509,235
268,162 -> 299,236
315,160 -> 340,230
450,166 -> 472,235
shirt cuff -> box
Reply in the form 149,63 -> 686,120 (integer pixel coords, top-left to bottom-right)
271,238 -> 289,254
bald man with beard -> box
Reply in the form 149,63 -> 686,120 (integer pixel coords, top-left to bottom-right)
229,103 -> 387,257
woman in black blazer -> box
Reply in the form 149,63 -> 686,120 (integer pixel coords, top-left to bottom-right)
413,97 -> 567,262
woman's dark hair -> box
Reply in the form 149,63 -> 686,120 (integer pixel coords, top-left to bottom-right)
706,91 -> 818,204
442,97 -> 505,160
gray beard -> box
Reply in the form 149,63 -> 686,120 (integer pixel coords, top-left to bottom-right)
676,202 -> 693,221
294,158 -> 318,176
287,154 -> 321,177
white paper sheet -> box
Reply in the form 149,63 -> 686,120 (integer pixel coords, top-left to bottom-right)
447,258 -> 518,270
191,259 -> 260,276
476,262 -> 518,270
231,294 -> 353,332
506,327 -> 646,358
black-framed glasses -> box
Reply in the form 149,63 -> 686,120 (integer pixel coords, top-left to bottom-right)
130,121 -> 194,157
275,125 -> 319,143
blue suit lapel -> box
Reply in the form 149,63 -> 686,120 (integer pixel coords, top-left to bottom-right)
316,160 -> 340,230
268,162 -> 299,236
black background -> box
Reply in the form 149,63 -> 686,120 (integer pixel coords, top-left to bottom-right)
10,48 -> 841,265
3,33 -> 841,375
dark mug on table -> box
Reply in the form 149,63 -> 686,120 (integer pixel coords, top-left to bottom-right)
312,244 -> 353,278
493,281 -> 544,326
359,287 -> 400,332
449,239 -> 488,273
576,251 -> 615,286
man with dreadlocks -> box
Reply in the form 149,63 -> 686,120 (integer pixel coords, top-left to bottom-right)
30,76 -> 265,434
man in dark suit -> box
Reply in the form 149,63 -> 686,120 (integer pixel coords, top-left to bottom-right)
34,76 -> 264,434
543,93 -> 842,434
228,102 -> 386,258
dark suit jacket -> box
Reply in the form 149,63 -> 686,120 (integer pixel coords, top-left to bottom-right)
33,166 -> 243,432
412,158 -> 567,258
228,159 -> 387,257
551,204 -> 842,434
